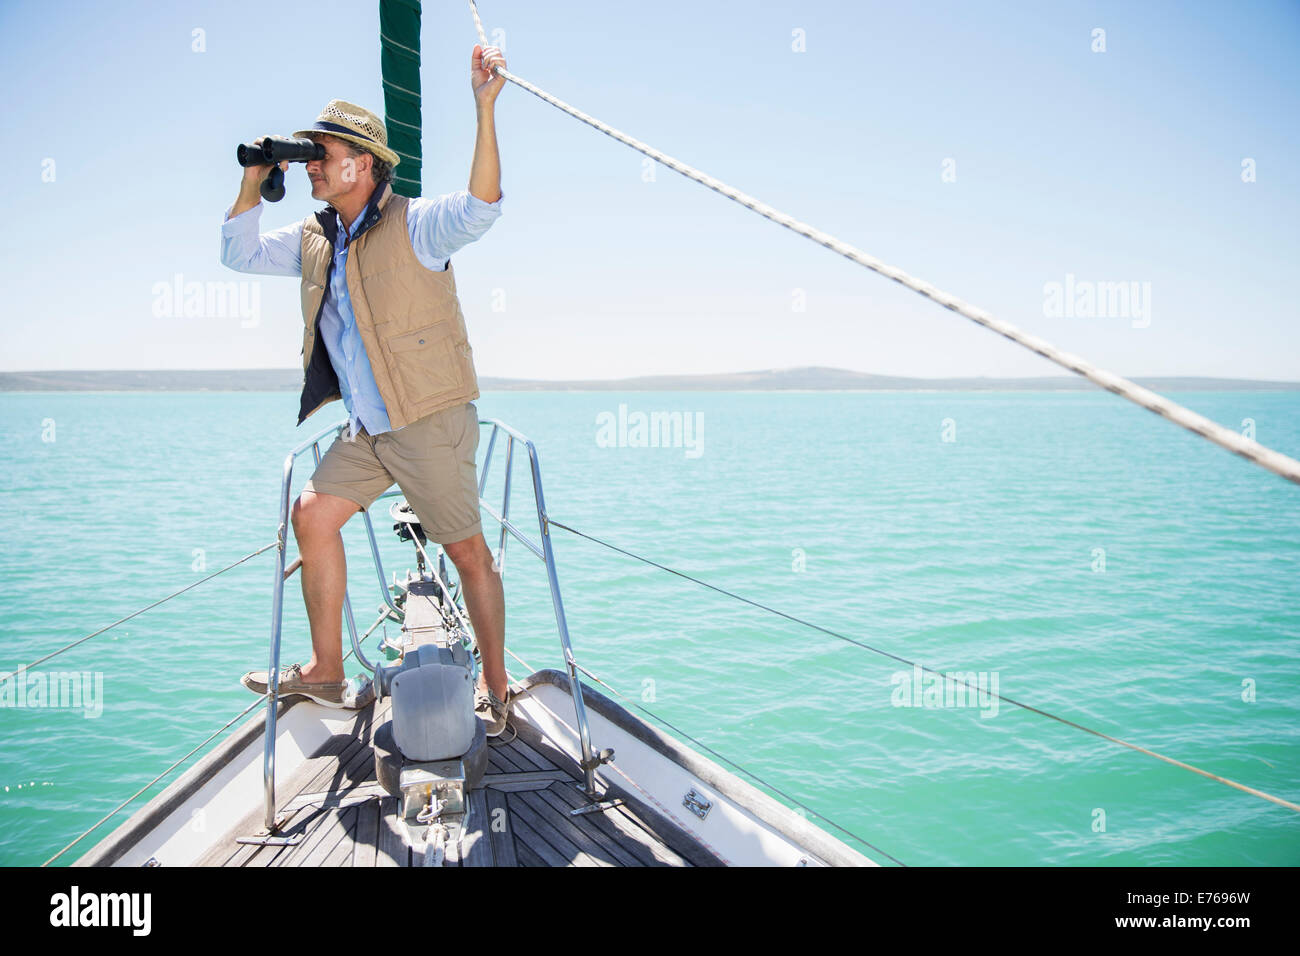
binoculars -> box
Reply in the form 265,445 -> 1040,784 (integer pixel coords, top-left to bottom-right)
235,136 -> 326,202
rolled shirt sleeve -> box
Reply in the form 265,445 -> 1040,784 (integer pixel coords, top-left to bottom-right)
220,202 -> 304,276
406,189 -> 503,271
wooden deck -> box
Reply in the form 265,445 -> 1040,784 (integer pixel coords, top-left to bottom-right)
194,694 -> 720,867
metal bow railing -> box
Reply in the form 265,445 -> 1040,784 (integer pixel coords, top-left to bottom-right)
475,417 -> 605,797
258,420 -> 380,835
256,415 -> 604,837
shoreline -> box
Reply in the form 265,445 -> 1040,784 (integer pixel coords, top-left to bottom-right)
4,367 -> 1299,395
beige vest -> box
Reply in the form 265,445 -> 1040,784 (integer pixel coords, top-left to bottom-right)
298,184 -> 479,430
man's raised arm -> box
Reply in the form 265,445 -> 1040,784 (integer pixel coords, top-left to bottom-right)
406,43 -> 507,271
468,43 -> 506,205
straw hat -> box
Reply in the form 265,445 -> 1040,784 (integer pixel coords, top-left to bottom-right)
293,100 -> 401,167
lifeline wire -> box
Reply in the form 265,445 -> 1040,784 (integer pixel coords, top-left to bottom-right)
44,605 -> 391,866
3,541 -> 278,682
547,517 -> 1300,816
42,697 -> 265,866
466,0 -> 1300,488
572,660 -> 906,866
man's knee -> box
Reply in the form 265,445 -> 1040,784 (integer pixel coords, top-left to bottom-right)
443,532 -> 494,574
292,490 -> 360,541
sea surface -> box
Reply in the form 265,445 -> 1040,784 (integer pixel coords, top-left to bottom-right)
1,389 -> 1297,866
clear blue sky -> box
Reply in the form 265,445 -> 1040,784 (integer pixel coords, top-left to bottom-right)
3,0 -> 1298,380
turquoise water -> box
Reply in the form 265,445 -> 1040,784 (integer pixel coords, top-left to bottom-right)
1,389 -> 1297,866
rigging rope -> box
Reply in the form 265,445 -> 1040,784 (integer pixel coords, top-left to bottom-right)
547,517 -> 1300,816
3,541 -> 278,683
466,0 -> 1300,488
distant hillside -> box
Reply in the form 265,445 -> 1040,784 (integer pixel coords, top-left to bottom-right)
2,366 -> 1297,392
477,367 -> 1300,392
0,369 -> 303,391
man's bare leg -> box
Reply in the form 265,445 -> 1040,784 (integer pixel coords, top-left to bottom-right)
290,490 -> 360,684
443,532 -> 507,700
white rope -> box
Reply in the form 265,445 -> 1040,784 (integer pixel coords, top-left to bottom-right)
466,1 -> 1300,488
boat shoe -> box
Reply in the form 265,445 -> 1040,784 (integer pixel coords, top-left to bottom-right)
241,663 -> 352,709
475,685 -> 513,737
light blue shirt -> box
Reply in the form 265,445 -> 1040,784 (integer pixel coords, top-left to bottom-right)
220,187 -> 503,436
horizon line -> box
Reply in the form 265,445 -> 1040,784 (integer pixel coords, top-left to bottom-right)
2,365 -> 1298,385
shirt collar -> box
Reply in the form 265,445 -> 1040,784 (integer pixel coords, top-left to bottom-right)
315,181 -> 393,247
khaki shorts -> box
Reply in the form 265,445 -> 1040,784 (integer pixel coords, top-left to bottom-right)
303,401 -> 482,545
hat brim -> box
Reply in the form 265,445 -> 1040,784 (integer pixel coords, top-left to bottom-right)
292,128 -> 401,168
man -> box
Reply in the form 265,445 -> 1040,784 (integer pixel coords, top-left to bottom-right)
219,44 -> 513,735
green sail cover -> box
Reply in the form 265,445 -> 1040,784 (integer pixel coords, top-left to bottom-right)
380,0 -> 422,197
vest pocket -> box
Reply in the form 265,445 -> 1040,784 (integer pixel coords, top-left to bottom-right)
385,321 -> 467,405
